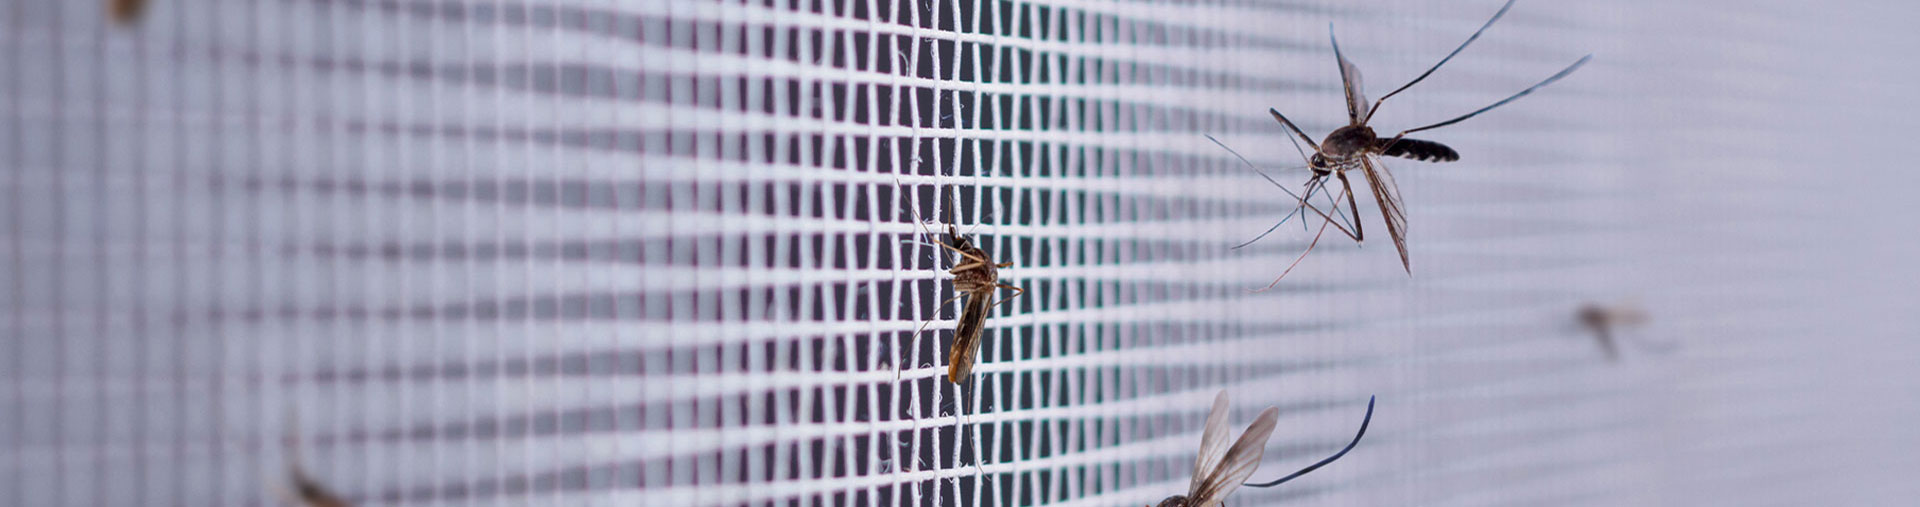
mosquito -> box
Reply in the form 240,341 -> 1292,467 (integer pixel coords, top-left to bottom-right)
1154,391 -> 1376,507
1253,0 -> 1592,288
277,417 -> 352,507
1577,302 -> 1652,361
107,0 -> 148,25
281,464 -> 351,507
898,182 -> 1024,384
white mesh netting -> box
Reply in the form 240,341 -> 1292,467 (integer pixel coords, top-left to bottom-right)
4,0 -> 1919,506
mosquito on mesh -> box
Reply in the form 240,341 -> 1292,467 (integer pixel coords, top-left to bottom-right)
1155,391 -> 1375,507
1244,0 -> 1591,289
897,182 -> 1024,384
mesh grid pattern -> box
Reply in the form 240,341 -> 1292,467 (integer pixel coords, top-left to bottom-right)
4,0 -> 1919,506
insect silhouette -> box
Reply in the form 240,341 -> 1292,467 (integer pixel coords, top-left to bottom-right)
276,418 -> 352,507
1252,0 -> 1592,288
107,0 -> 148,25
898,183 -> 1024,383
1154,391 -> 1376,507
1577,302 -> 1652,361
281,464 -> 351,507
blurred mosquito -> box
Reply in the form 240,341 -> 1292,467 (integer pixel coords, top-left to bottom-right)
1577,301 -> 1655,361
1155,391 -> 1376,507
1241,0 -> 1591,289
281,464 -> 351,507
107,0 -> 147,25
277,417 -> 351,507
897,182 -> 1024,384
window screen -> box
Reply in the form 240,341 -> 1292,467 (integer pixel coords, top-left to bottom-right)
4,0 -> 1917,506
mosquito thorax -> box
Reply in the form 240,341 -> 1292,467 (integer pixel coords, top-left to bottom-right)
1320,125 -> 1378,160
1154,495 -> 1192,507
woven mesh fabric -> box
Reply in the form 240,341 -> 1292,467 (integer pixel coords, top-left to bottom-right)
4,0 -> 1919,506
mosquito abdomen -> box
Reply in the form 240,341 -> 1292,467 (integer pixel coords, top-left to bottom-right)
1377,138 -> 1460,162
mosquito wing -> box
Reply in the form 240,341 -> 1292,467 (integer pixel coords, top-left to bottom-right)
1188,406 -> 1280,506
945,293 -> 993,383
1188,391 -> 1234,496
1330,27 -> 1370,126
1360,156 -> 1411,273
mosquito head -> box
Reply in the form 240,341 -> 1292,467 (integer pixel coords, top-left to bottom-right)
1309,153 -> 1333,173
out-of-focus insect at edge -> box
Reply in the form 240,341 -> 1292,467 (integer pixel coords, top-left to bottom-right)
1578,302 -> 1657,361
108,0 -> 148,25
278,413 -> 353,507
1153,392 -> 1375,507
283,465 -> 351,507
1243,0 -> 1591,290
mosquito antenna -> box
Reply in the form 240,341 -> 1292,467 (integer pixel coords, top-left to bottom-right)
1398,54 -> 1592,136
1244,395 -> 1376,488
944,182 -> 959,237
1363,0 -> 1518,124
895,180 -> 944,252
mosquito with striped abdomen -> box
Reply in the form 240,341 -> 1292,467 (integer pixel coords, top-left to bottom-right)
1241,0 -> 1591,289
896,181 -> 1024,384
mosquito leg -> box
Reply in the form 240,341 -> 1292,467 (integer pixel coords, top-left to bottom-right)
1301,175 -> 1355,235
1232,207 -> 1305,250
1251,185 -> 1355,292
904,291 -> 967,372
1319,175 -> 1357,234
989,284 -> 1025,309
1249,165 -> 1359,242
926,238 -> 999,268
1253,210 -> 1334,293
1333,171 -> 1365,243
894,178 -> 967,273
949,260 -> 986,274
